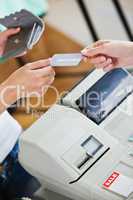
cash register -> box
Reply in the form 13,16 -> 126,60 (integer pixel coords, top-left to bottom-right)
19,68 -> 133,200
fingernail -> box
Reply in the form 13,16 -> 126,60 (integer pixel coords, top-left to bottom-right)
81,49 -> 87,54
83,57 -> 88,63
100,56 -> 106,62
108,58 -> 112,63
16,27 -> 20,31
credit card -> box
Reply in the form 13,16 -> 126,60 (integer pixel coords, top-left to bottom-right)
50,53 -> 83,67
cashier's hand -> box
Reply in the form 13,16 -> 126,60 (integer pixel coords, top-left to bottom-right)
81,40 -> 133,71
0,59 -> 55,112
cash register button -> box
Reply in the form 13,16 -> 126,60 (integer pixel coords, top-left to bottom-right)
103,172 -> 133,198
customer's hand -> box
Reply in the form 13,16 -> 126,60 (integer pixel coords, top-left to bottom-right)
81,40 -> 133,71
0,28 -> 21,56
0,59 -> 55,112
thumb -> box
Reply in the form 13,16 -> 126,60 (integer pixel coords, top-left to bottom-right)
93,40 -> 110,47
81,46 -> 107,57
3,28 -> 20,38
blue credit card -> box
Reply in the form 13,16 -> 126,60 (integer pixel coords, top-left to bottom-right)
50,53 -> 83,67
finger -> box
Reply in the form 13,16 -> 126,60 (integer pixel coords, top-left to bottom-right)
27,59 -> 50,70
3,28 -> 20,38
39,76 -> 55,94
81,40 -> 109,54
95,58 -> 112,69
89,56 -> 106,65
33,75 -> 55,95
93,40 -> 110,47
42,75 -> 55,86
36,66 -> 55,77
83,56 -> 88,63
46,75 -> 55,85
103,64 -> 115,72
81,46 -> 107,58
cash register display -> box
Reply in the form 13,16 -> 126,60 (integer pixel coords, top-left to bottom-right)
81,136 -> 103,157
76,68 -> 133,124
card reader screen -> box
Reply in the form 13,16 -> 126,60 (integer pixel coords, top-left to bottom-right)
76,68 -> 133,124
81,136 -> 103,157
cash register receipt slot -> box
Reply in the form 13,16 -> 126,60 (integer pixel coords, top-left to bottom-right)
76,68 -> 133,124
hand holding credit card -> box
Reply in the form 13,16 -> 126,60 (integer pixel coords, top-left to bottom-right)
50,53 -> 84,67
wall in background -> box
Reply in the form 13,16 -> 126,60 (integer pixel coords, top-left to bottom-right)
46,0 -> 133,46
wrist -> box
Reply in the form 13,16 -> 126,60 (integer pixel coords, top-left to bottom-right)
0,82 -> 18,113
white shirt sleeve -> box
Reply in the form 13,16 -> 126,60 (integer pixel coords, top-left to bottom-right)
0,110 -> 22,163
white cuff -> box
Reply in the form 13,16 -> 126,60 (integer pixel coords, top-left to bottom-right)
0,110 -> 22,163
